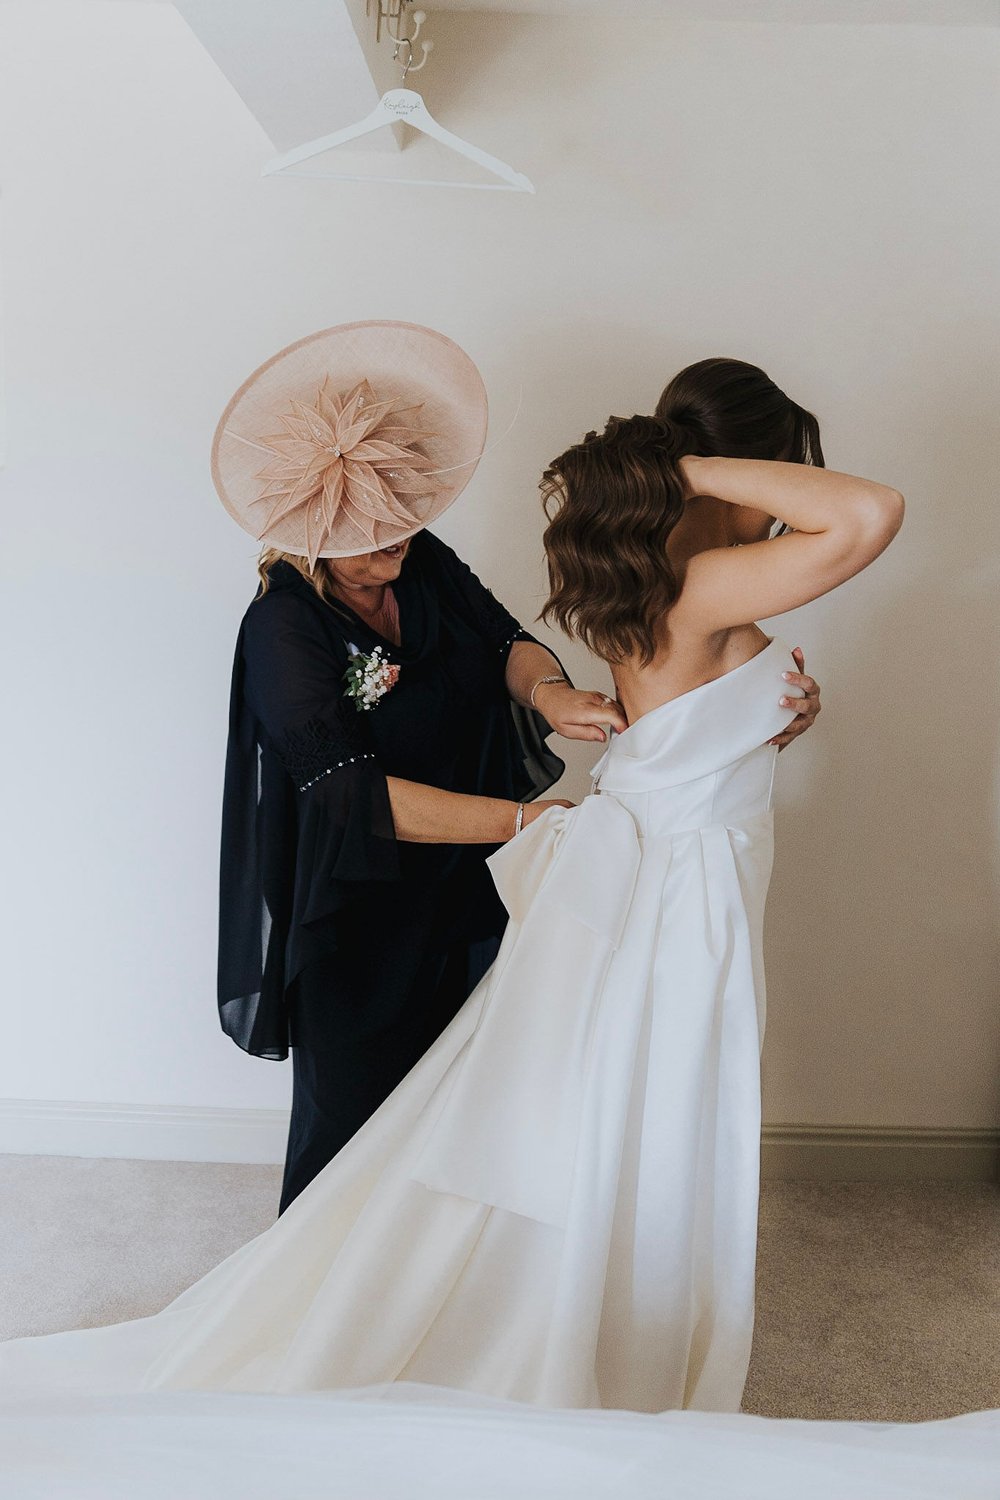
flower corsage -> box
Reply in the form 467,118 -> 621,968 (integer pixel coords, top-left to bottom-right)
343,645 -> 401,712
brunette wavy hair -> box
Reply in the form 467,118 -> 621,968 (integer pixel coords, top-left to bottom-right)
541,358 -> 824,666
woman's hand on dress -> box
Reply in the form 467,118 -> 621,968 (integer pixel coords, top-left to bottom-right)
532,681 -> 628,743
521,798 -> 575,831
768,647 -> 821,750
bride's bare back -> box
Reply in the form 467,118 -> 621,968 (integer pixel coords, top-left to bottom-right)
610,494 -> 771,726
609,458 -> 903,728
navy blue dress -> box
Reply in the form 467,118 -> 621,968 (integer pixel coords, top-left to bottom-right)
217,531 -> 565,1210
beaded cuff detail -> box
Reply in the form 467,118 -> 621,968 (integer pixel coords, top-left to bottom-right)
298,752 -> 376,792
499,628 -> 533,656
280,713 -> 371,791
457,583 -> 525,656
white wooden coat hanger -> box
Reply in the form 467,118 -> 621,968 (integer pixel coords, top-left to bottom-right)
262,25 -> 534,193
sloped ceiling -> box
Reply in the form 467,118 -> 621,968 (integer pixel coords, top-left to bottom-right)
173,0 -> 395,152
108,0 -> 1000,17
147,0 -> 1000,168
430,0 -> 998,17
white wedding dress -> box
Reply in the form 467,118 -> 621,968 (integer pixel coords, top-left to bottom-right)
2,637 -> 800,1412
6,634 -> 1000,1493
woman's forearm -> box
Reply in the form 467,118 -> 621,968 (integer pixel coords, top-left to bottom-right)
683,456 -> 903,541
386,777 -> 518,844
384,642 -> 575,844
505,640 -> 566,709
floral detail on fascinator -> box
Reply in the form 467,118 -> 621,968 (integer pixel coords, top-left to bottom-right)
252,378 -> 443,568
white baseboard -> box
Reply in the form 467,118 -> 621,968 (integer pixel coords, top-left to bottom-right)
2,1102 -> 998,1180
0,1099 -> 290,1165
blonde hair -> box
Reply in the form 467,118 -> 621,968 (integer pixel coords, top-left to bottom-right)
256,548 -> 342,605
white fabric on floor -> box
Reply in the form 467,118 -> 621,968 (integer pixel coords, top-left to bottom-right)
0,1387 -> 998,1500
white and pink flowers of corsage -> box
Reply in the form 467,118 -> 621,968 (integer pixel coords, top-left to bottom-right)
343,645 -> 401,712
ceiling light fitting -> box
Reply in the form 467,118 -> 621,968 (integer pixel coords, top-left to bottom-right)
367,0 -> 433,80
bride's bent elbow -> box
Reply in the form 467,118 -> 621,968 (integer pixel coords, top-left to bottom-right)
850,486 -> 905,557
876,486 -> 905,532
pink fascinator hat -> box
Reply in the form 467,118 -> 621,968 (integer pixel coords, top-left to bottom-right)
212,321 -> 489,565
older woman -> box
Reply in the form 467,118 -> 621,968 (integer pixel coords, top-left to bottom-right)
212,323 -> 820,1211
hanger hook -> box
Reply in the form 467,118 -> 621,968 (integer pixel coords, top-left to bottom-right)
393,31 -> 432,84
397,36 -> 413,83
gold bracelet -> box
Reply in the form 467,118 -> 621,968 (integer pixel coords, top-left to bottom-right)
529,674 -> 567,710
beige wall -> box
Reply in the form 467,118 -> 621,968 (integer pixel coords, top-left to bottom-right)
0,4 -> 997,1133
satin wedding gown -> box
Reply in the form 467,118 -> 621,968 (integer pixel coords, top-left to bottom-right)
1,637 -> 802,1413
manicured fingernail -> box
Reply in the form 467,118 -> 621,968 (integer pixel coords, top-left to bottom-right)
780,696 -> 791,706
782,672 -> 792,680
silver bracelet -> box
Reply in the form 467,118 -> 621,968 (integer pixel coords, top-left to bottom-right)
513,803 -> 524,838
529,674 -> 567,710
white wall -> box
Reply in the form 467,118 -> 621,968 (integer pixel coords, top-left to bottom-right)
1,4 -> 998,1145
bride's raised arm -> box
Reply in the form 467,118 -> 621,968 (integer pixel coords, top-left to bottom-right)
673,456 -> 904,629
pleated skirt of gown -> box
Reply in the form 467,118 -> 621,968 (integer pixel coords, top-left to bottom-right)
0,639 -> 801,1414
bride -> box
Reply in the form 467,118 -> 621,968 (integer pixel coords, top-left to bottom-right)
0,359 -> 902,1415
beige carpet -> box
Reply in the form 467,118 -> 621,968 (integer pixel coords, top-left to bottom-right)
745,1180 -> 1000,1421
2,1156 -> 997,1421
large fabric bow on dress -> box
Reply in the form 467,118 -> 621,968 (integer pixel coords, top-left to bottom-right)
413,796 -> 642,1227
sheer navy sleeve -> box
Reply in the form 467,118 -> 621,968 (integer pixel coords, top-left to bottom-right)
418,529 -> 556,665
217,590 -> 399,1060
418,531 -> 571,796
217,543 -> 568,1062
